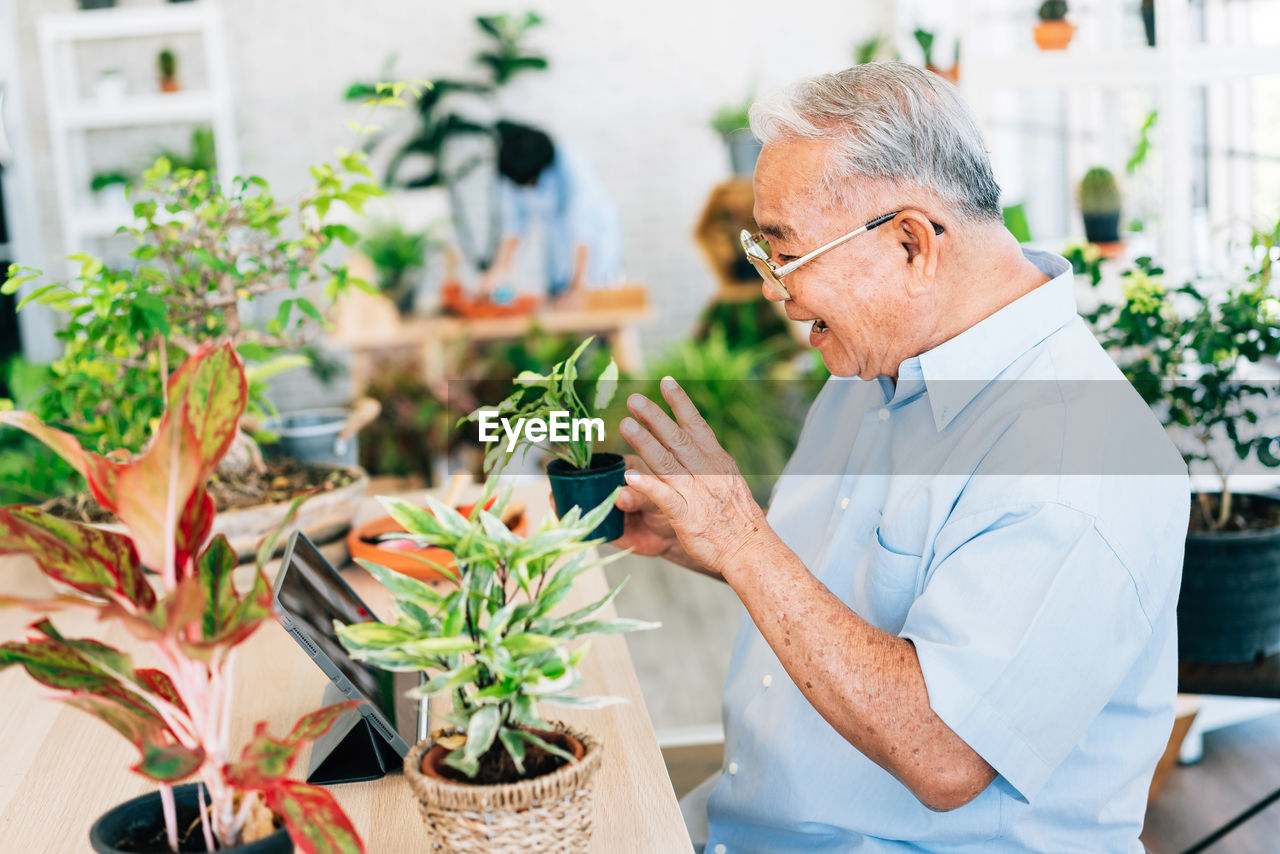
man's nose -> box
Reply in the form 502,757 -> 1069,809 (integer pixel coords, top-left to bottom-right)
762,280 -> 787,303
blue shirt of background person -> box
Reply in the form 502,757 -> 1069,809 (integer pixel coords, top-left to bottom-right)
482,121 -> 623,303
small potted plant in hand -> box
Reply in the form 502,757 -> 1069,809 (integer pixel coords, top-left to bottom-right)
468,337 -> 624,540
1034,0 -> 1076,50
1079,166 -> 1123,245
0,342 -> 363,854
337,488 -> 656,853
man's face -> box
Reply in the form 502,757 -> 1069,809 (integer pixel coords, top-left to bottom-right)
752,138 -> 921,379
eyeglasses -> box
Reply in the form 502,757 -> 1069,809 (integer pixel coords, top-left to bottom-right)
740,210 -> 945,300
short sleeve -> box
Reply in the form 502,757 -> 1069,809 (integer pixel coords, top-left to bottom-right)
899,502 -> 1153,803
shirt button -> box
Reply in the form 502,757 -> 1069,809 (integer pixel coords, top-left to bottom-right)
878,408 -> 890,420
762,674 -> 773,688
715,846 -> 727,854
728,761 -> 739,775
841,497 -> 850,510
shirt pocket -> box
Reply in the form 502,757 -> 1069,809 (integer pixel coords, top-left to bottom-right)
856,527 -> 923,634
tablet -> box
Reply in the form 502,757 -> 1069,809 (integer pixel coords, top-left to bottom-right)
272,531 -> 424,760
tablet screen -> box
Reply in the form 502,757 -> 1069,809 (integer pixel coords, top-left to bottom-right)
274,534 -> 398,722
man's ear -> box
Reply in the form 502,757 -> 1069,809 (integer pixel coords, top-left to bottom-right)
895,211 -> 941,298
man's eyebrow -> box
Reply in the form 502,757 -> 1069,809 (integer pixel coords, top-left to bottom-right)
757,222 -> 796,242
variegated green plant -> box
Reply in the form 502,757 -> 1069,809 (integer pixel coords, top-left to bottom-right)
466,336 -> 618,473
336,487 -> 656,779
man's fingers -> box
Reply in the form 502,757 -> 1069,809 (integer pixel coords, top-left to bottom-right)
623,468 -> 683,518
615,485 -> 653,513
620,416 -> 685,477
658,377 -> 716,443
622,453 -> 651,474
627,392 -> 699,460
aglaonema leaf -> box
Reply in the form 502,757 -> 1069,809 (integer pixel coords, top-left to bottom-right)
133,740 -> 204,782
174,488 -> 216,580
134,668 -> 189,716
227,701 -> 359,786
0,506 -> 154,608
0,411 -> 123,512
165,341 -> 250,478
0,623 -> 179,754
96,342 -> 248,575
197,533 -> 238,638
260,779 -> 364,854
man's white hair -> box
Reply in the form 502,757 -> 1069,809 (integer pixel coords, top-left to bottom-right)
749,62 -> 1003,223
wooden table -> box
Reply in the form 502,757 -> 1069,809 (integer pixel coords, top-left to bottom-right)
0,483 -> 691,853
333,283 -> 652,393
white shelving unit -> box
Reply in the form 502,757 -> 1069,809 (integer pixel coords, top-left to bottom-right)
947,0 -> 1280,756
37,1 -> 239,258
953,0 -> 1280,286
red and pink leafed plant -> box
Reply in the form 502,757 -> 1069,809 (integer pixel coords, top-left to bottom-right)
0,342 -> 363,852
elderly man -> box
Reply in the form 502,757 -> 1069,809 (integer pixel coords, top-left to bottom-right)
616,63 -> 1189,852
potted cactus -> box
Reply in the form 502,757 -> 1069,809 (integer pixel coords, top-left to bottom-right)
336,487 -> 656,853
157,48 -> 179,93
466,337 -> 624,540
1034,1 -> 1076,50
0,342 -> 363,852
1078,166 -> 1123,244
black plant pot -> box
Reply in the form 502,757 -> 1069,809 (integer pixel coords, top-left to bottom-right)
548,452 -> 626,541
78,0 -> 116,8
1179,494 -> 1280,663
90,783 -> 292,853
1082,211 -> 1121,244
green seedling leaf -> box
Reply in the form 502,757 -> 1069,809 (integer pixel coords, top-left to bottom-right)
594,360 -> 619,410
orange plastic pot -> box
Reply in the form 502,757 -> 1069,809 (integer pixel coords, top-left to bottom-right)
1033,20 -> 1075,50
347,500 -> 528,581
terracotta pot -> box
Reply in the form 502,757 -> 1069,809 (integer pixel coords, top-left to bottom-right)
347,499 -> 528,581
441,282 -> 540,318
1034,19 -> 1076,50
925,63 -> 960,84
90,784 -> 290,853
404,723 -> 602,854
160,77 -> 179,93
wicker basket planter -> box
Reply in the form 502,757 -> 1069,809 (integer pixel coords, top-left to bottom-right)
404,723 -> 602,853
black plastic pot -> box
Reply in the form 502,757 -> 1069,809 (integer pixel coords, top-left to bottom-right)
90,783 -> 291,853
1082,211 -> 1121,244
547,452 -> 626,542
1141,0 -> 1156,47
1179,494 -> 1280,663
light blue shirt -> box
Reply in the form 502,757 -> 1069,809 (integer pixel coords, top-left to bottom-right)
705,250 -> 1189,853
499,141 -> 623,294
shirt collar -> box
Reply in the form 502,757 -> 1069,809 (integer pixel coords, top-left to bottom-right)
909,249 -> 1077,432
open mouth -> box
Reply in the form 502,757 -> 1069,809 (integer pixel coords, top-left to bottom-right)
812,318 -> 829,333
